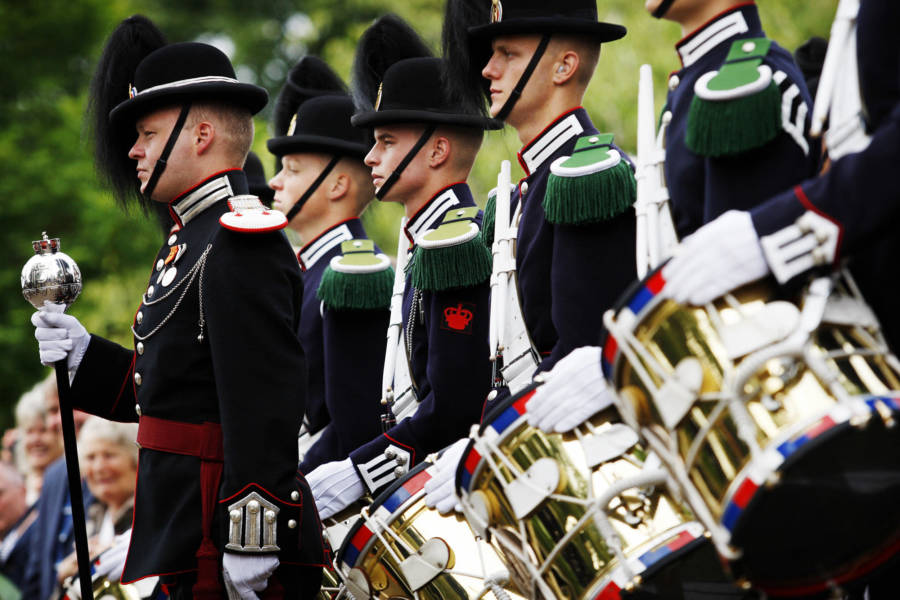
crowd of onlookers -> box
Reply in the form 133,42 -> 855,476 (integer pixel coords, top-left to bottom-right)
0,373 -> 138,599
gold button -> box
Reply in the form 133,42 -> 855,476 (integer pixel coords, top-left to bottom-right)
134,372 -> 142,386
136,342 -> 144,355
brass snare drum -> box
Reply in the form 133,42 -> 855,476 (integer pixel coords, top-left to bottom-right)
602,269 -> 900,594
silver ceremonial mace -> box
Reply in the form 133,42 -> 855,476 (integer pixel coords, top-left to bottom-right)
22,232 -> 93,600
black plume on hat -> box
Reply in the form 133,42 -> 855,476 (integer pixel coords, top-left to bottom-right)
443,0 -> 493,108
351,14 -> 433,112
87,15 -> 166,210
273,56 -> 348,138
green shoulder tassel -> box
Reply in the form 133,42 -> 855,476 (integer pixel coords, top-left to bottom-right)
316,239 -> 394,311
481,190 -> 497,248
544,133 -> 636,225
407,206 -> 492,291
686,37 -> 782,157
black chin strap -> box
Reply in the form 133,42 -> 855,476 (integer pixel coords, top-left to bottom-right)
374,124 -> 437,201
285,155 -> 341,223
143,102 -> 192,202
652,0 -> 677,19
496,34 -> 551,122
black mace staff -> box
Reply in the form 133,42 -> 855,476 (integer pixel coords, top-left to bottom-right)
22,232 -> 93,600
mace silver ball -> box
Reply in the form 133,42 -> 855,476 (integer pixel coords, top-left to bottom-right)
21,232 -> 82,309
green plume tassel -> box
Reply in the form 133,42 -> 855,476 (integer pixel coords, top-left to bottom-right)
685,80 -> 781,157
544,159 -> 636,225
407,237 -> 492,291
317,266 -> 394,311
481,191 -> 496,248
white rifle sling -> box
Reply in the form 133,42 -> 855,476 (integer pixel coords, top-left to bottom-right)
382,218 -> 419,422
635,64 -> 678,278
811,0 -> 871,159
490,161 -> 539,394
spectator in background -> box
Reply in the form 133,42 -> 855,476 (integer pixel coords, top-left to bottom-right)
14,375 -> 63,504
55,418 -> 137,590
0,462 -> 36,591
20,376 -> 92,600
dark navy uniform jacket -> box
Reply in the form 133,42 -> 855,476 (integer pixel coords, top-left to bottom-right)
349,183 -> 492,493
513,108 -> 638,372
665,2 -> 820,237
68,170 -> 326,581
751,0 -> 900,348
297,218 -> 387,473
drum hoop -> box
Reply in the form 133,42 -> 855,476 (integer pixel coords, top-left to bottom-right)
601,266 -> 668,380
719,395 -> 900,534
585,522 -> 706,599
336,461 -> 433,569
459,388 -> 538,493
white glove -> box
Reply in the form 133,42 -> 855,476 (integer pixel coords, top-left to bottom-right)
423,438 -> 469,514
663,210 -> 769,305
222,553 -> 279,600
526,346 -> 614,433
93,530 -> 131,582
306,458 -> 364,519
32,301 -> 90,371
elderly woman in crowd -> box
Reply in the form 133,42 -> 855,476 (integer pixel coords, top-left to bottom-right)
14,375 -> 63,505
56,417 -> 138,589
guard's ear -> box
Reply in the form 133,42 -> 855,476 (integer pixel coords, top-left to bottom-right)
428,135 -> 451,168
328,172 -> 351,201
552,50 -> 580,85
194,121 -> 215,155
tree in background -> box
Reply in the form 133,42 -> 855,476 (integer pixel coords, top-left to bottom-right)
1,0 -> 836,427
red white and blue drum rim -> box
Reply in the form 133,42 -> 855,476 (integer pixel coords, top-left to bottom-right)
337,461 -> 433,570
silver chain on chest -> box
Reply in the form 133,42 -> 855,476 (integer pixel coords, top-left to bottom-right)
405,287 -> 422,359
132,244 -> 212,342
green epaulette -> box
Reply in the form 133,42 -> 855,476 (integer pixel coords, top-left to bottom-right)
686,37 -> 782,157
481,188 -> 497,248
316,239 -> 393,310
407,206 -> 492,291
544,133 -> 636,225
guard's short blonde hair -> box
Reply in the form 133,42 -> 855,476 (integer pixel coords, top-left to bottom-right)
188,101 -> 254,164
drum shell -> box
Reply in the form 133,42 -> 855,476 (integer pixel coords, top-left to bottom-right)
336,461 -> 524,599
604,271 -> 900,590
459,385 -> 703,599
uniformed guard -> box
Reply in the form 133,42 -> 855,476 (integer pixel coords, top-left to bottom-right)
441,0 -> 638,428
31,16 -> 325,598
646,0 -> 820,238
664,1 -> 900,358
304,15 -> 500,519
266,58 -> 390,474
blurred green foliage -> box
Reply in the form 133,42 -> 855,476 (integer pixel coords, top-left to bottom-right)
2,0 -> 836,428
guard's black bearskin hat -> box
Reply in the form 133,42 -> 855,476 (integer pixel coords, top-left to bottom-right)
272,56 -> 348,138
351,14 -> 434,113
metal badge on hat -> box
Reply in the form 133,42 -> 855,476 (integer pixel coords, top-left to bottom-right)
491,0 -> 503,23
375,82 -> 384,111
287,114 -> 298,136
